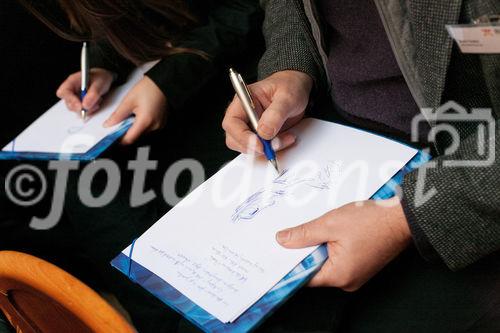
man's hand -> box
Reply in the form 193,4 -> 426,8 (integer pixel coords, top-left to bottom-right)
276,198 -> 412,291
223,70 -> 313,154
104,76 -> 167,145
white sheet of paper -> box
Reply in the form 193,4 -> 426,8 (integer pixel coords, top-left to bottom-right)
123,119 -> 418,323
2,64 -> 152,154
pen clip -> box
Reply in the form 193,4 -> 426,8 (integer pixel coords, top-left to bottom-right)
237,73 -> 255,110
81,42 -> 89,91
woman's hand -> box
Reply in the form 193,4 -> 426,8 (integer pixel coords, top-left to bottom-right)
276,198 -> 412,291
104,76 -> 167,145
56,68 -> 114,115
222,70 -> 313,154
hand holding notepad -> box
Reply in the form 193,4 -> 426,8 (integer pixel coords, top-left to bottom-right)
113,119 -> 425,331
0,64 -> 154,161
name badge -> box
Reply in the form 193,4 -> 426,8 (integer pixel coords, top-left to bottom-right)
447,24 -> 500,54
447,15 -> 500,54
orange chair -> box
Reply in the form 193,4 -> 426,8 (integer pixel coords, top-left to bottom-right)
0,251 -> 136,333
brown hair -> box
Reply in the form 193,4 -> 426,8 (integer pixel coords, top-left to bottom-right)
19,0 -> 198,65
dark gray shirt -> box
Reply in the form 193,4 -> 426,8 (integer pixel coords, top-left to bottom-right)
319,0 -> 420,138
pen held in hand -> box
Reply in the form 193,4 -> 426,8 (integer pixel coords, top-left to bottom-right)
80,42 -> 89,121
229,68 -> 280,173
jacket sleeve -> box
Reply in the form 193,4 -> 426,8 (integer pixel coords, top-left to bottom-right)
401,0 -> 500,271
145,0 -> 263,112
88,41 -> 135,85
258,0 -> 324,86
402,111 -> 500,271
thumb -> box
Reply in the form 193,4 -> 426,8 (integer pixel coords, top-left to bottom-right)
276,216 -> 331,249
104,97 -> 134,127
308,260 -> 335,287
257,94 -> 294,140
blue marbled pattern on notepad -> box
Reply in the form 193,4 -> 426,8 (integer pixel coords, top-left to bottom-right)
111,150 -> 431,333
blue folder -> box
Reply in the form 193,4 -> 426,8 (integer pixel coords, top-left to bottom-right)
112,150 -> 431,333
0,118 -> 133,161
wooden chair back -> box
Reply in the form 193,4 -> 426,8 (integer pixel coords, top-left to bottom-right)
0,251 -> 135,333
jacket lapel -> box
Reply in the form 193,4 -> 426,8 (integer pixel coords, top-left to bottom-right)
410,0 -> 463,108
375,0 -> 463,108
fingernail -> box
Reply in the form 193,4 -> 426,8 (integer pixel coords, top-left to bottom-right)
272,135 -> 296,150
276,229 -> 291,244
284,134 -> 297,146
259,124 -> 275,138
271,138 -> 282,150
249,136 -> 264,154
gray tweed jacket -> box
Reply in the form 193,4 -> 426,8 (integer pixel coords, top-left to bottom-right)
259,0 -> 500,271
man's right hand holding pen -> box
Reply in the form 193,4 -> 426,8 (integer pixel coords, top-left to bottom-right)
223,70 -> 313,155
223,70 -> 413,293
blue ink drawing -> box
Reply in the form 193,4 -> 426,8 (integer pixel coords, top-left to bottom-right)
231,162 -> 341,223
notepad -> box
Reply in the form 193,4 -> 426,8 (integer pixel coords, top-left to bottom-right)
113,118 -> 422,330
0,64 -> 152,161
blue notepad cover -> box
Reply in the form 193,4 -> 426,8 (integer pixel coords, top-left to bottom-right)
112,150 -> 431,333
0,118 -> 133,161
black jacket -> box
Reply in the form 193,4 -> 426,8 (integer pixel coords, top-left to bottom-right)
89,0 -> 263,112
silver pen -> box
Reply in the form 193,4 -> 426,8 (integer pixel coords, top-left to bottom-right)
80,42 -> 89,121
229,68 -> 279,173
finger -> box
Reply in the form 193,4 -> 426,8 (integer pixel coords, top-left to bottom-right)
57,74 -> 82,112
82,78 -> 111,112
276,215 -> 331,248
223,97 -> 264,154
63,97 -> 82,112
226,133 -> 261,154
257,92 -> 295,140
271,132 -> 297,151
308,260 -> 336,287
104,97 -> 134,127
89,102 -> 101,114
83,97 -> 103,115
121,116 -> 152,145
225,133 -> 243,152
56,73 -> 81,99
